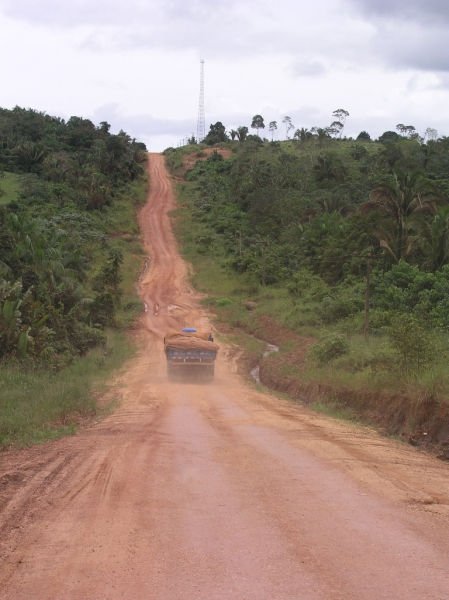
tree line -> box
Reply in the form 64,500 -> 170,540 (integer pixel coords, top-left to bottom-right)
192,108 -> 440,149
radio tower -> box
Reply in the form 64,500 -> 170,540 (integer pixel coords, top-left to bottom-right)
196,59 -> 205,143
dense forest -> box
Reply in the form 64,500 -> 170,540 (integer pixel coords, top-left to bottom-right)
0,106 -> 147,367
167,118 -> 449,377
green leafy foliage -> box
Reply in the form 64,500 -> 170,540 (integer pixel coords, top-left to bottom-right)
388,315 -> 437,377
0,106 -> 147,365
173,132 -> 449,332
311,334 -> 350,365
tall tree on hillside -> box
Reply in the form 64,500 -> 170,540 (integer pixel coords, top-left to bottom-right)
311,127 -> 331,147
203,122 -> 229,145
357,131 -> 371,141
332,108 -> 349,125
332,109 -> 349,137
424,127 -> 438,142
293,127 -> 311,142
268,121 -> 278,141
362,172 -> 440,262
396,123 -> 418,139
236,126 -> 249,142
251,115 -> 265,138
282,116 -> 294,139
328,121 -> 344,138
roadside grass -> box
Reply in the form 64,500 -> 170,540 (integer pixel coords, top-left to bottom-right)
0,172 -> 22,205
0,175 -> 147,449
0,330 -> 133,448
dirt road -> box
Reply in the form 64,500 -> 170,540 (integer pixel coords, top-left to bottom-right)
1,154 -> 449,599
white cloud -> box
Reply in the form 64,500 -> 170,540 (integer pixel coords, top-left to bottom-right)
291,60 -> 328,77
1,0 -> 449,150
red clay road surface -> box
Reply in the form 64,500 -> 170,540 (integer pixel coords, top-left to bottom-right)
1,154 -> 449,599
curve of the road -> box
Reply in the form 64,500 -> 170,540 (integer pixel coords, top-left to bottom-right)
1,153 -> 449,599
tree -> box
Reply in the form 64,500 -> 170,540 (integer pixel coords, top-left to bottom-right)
65,116 -> 96,148
268,121 -> 278,141
389,314 -> 436,377
424,127 -> 438,142
282,116 -> 294,139
405,125 -> 418,139
356,131 -> 371,141
378,131 -> 400,144
418,207 -> 449,271
251,115 -> 265,137
396,124 -> 417,139
229,129 -> 238,141
14,142 -> 46,172
332,109 -> 349,137
328,121 -> 344,138
293,128 -> 311,142
98,121 -> 111,134
203,122 -> 229,145
332,108 -> 349,125
362,172 -> 440,262
311,127 -> 331,147
313,153 -> 347,183
236,126 -> 248,142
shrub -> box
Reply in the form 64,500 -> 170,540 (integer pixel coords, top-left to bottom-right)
311,333 -> 350,365
388,314 -> 437,377
287,268 -> 329,301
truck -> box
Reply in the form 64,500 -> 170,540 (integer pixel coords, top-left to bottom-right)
164,327 -> 219,380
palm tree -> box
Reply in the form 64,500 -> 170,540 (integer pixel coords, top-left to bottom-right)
294,128 -> 310,143
418,206 -> 449,271
362,172 -> 440,262
236,126 -> 248,142
313,153 -> 346,183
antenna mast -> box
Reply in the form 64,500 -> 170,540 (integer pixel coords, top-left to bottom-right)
196,59 -> 205,143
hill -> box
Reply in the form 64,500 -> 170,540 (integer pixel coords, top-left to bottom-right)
167,134 -> 449,452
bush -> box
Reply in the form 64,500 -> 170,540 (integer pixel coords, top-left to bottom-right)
388,314 -> 437,377
311,334 -> 350,365
215,297 -> 233,307
287,268 -> 329,301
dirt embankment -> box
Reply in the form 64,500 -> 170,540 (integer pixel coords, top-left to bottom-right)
226,313 -> 449,458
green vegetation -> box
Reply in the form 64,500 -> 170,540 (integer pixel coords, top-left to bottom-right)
0,330 -> 133,447
0,106 -> 147,447
170,123 -> 449,403
0,172 -> 21,205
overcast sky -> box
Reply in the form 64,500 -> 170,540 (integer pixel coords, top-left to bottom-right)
1,0 -> 449,150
